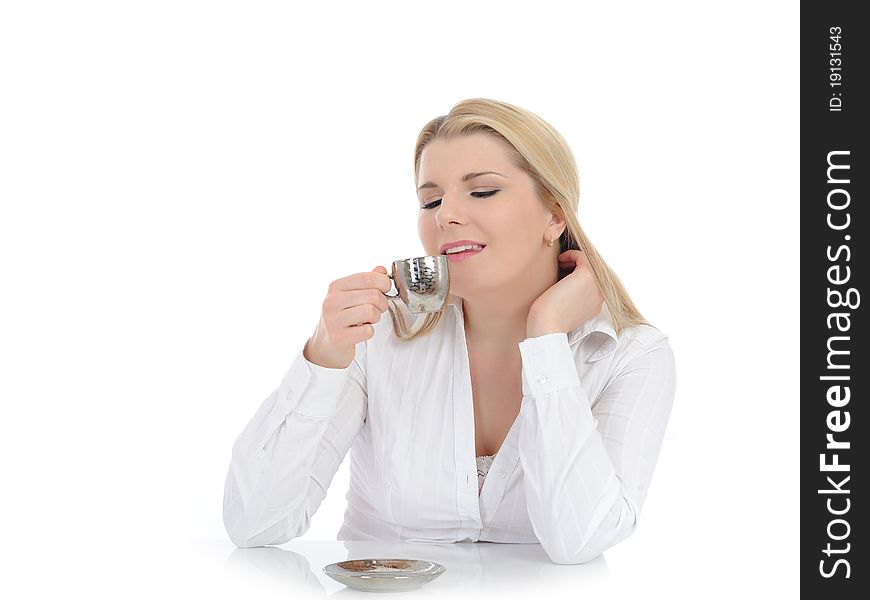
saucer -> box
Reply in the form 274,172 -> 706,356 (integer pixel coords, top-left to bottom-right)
322,558 -> 446,593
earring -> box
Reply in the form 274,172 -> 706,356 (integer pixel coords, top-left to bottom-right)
547,237 -> 555,247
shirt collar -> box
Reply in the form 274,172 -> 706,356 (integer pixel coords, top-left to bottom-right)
568,300 -> 617,346
446,294 -> 618,353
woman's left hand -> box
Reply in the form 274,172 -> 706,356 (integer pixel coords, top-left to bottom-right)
526,250 -> 605,338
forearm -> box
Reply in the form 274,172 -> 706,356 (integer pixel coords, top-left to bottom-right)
224,397 -> 341,547
518,395 -> 635,564
517,332 -> 675,564
223,348 -> 365,547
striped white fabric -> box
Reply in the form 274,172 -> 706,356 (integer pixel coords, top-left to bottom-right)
223,296 -> 676,565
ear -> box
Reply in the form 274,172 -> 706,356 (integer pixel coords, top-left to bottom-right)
548,211 -> 566,235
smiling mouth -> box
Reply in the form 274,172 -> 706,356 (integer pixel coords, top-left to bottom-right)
441,244 -> 487,256
442,246 -> 486,263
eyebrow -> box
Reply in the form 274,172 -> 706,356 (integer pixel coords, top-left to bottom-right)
416,171 -> 506,191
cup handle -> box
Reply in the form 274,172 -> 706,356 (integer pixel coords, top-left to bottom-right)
384,272 -> 399,299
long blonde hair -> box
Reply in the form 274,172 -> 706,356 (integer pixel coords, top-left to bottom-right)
386,98 -> 650,341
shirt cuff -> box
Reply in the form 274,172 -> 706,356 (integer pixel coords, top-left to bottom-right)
280,349 -> 352,418
518,332 -> 582,398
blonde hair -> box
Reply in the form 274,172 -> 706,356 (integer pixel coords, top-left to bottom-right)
387,98 -> 651,341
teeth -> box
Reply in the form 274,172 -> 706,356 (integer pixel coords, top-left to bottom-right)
444,244 -> 484,254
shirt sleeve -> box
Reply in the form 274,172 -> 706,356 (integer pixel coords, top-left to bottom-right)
516,331 -> 676,565
222,339 -> 368,548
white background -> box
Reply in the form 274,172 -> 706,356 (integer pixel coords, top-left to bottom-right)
0,1 -> 799,598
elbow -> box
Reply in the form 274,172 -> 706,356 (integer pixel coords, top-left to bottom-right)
228,536 -> 284,550
548,545 -> 605,566
224,514 -> 261,548
223,499 -> 309,549
223,511 -> 266,549
546,523 -> 638,565
549,551 -> 599,566
222,470 -> 311,548
226,528 -> 262,550
544,498 -> 640,565
225,517 -> 302,549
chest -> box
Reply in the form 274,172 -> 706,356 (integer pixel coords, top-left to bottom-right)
467,345 -> 523,457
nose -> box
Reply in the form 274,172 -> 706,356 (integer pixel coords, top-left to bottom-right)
434,193 -> 466,229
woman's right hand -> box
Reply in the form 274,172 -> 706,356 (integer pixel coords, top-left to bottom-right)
303,266 -> 393,369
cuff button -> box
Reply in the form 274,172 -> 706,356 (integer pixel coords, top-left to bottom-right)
536,375 -> 548,384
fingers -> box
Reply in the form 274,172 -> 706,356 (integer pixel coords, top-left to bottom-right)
558,249 -> 586,263
324,318 -> 374,349
316,267 -> 394,358
342,323 -> 375,346
338,303 -> 385,329
336,288 -> 390,314
330,269 -> 393,294
320,296 -> 383,347
321,269 -> 391,345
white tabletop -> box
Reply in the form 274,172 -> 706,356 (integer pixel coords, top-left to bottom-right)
211,539 -> 611,598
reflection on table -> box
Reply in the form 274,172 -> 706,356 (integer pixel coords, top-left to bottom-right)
225,539 -> 609,597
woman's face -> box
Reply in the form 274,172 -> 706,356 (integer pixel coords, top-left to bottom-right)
417,133 -> 562,298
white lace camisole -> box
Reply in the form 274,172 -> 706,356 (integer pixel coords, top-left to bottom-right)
476,454 -> 497,495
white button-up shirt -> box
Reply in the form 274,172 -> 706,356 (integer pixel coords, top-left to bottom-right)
223,296 -> 676,564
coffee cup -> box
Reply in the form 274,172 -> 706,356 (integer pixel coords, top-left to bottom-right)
384,255 -> 450,314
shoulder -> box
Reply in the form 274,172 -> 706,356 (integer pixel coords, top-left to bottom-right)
618,323 -> 670,350
611,323 -> 675,372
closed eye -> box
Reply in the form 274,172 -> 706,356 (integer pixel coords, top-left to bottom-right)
421,190 -> 499,210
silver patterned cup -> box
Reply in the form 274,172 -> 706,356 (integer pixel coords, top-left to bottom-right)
385,255 -> 450,314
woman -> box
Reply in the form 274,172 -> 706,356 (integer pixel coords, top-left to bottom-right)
222,99 -> 676,565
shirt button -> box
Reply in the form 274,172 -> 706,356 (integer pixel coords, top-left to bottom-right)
497,470 -> 506,478
536,375 -> 548,384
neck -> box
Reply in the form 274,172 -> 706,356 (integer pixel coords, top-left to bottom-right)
460,258 -> 560,347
